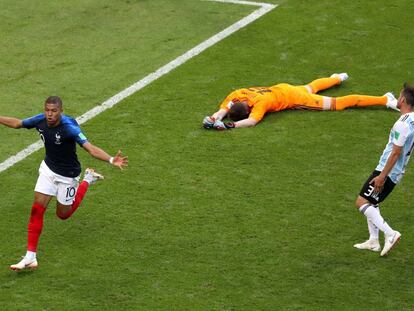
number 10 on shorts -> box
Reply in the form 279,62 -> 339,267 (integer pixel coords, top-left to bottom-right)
66,187 -> 76,199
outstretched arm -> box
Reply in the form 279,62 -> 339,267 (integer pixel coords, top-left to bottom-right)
212,109 -> 228,121
234,118 -> 258,128
82,142 -> 128,170
0,116 -> 23,129
213,117 -> 258,130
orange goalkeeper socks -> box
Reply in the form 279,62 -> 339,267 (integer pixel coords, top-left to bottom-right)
333,95 -> 387,110
307,77 -> 340,93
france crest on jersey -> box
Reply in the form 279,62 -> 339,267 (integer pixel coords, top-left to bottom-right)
376,112 -> 414,183
22,114 -> 88,177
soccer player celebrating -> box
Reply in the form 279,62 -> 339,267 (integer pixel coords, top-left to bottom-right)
203,73 -> 399,129
0,96 -> 128,271
354,83 -> 414,256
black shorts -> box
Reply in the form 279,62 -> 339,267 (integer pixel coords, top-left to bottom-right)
359,170 -> 396,204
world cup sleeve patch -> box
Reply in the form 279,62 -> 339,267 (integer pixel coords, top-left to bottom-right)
394,131 -> 400,140
78,133 -> 87,141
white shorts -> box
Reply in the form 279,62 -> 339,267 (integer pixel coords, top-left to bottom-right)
34,161 -> 80,205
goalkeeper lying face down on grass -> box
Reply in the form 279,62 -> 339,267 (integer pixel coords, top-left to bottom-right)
203,73 -> 399,130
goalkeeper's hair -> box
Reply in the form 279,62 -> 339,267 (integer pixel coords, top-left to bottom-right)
228,102 -> 250,121
402,83 -> 414,107
45,96 -> 63,108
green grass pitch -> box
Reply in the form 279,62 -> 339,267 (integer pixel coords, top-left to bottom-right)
1,0 -> 414,310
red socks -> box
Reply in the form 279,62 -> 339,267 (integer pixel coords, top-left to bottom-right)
26,182 -> 90,251
27,203 -> 46,252
70,180 -> 89,217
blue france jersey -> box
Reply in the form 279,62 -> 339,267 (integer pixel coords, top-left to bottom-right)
22,114 -> 88,177
376,112 -> 414,183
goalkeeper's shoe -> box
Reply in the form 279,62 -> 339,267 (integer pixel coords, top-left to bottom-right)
353,238 -> 381,252
380,230 -> 401,257
384,92 -> 400,111
83,168 -> 104,185
10,256 -> 38,271
330,73 -> 349,83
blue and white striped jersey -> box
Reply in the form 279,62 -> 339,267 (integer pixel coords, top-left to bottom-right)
376,112 -> 414,183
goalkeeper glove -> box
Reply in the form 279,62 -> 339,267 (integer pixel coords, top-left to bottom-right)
203,116 -> 216,129
213,120 -> 235,130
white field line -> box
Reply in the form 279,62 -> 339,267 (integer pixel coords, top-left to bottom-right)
210,0 -> 275,8
0,0 -> 277,174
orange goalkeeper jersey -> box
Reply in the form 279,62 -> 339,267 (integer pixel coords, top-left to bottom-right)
219,83 -> 324,122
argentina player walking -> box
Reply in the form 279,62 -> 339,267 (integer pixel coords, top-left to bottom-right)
354,83 -> 414,256
0,96 -> 128,271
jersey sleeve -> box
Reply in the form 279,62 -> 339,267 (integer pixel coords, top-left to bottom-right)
219,94 -> 235,111
76,131 -> 88,145
67,122 -> 88,145
22,114 -> 44,129
249,100 -> 271,122
393,121 -> 410,147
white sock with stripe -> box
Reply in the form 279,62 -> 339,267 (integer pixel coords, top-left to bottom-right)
367,219 -> 379,240
359,203 -> 393,236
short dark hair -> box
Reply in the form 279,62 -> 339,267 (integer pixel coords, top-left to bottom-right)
45,96 -> 63,107
402,83 -> 414,107
228,102 -> 250,121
